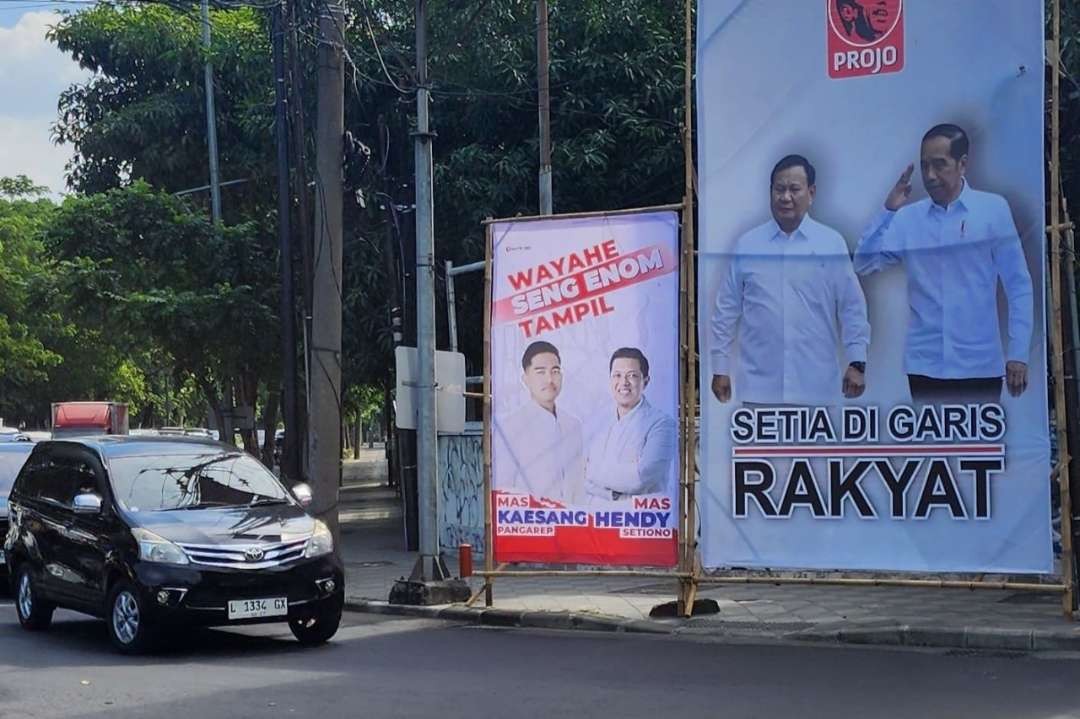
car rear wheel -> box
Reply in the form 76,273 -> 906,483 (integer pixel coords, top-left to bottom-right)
107,580 -> 158,654
289,602 -> 342,646
14,565 -> 54,631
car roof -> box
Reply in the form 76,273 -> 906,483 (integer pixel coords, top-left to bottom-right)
0,442 -> 34,455
36,435 -> 237,459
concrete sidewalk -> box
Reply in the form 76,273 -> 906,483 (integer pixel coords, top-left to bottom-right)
338,457 -> 1080,652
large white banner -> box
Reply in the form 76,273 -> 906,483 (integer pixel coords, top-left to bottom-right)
697,0 -> 1051,573
490,210 -> 679,566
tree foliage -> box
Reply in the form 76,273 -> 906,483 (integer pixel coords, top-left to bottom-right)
44,182 -> 280,436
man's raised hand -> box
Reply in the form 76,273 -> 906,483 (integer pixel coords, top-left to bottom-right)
885,163 -> 915,211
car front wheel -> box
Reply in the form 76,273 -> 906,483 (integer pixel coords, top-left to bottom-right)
289,602 -> 342,646
107,580 -> 158,654
14,565 -> 54,631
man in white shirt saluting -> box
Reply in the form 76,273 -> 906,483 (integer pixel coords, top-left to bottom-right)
584,348 -> 677,503
711,154 -> 871,406
494,340 -> 584,503
854,124 -> 1034,405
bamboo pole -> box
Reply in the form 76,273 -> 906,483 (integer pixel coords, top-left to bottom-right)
1049,0 -> 1075,619
482,222 -> 495,608
479,570 -> 692,579
676,0 -> 698,618
696,575 -> 1067,593
481,203 -> 685,226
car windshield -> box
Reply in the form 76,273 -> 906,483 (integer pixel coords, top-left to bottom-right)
108,451 -> 289,512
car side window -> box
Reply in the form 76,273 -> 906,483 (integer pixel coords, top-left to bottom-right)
13,451 -> 49,500
31,455 -> 99,508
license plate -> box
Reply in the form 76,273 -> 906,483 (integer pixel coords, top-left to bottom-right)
227,597 -> 288,620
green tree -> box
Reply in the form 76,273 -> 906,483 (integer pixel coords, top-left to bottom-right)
50,4 -> 284,448
0,185 -> 62,419
44,182 -> 280,446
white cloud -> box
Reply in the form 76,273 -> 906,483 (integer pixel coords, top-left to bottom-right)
0,115 -> 73,195
0,11 -> 88,194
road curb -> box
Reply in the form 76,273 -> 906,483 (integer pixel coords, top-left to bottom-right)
344,599 -> 1080,652
344,599 -> 676,635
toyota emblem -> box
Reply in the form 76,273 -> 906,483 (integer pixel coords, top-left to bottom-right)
244,547 -> 265,562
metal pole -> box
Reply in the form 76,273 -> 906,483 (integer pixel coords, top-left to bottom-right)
446,260 -> 459,353
201,0 -> 222,226
536,0 -> 553,215
309,0 -> 345,541
272,0 -> 300,482
412,0 -> 445,581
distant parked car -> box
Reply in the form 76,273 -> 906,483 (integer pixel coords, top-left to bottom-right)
0,443 -> 34,577
0,427 -> 31,443
6,436 -> 343,653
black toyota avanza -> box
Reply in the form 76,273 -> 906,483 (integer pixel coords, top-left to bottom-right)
5,436 -> 344,653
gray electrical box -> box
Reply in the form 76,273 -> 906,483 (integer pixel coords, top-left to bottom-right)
394,347 -> 466,434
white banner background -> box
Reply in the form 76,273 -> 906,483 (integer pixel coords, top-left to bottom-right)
697,0 -> 1051,573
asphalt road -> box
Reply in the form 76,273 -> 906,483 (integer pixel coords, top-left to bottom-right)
0,598 -> 1079,719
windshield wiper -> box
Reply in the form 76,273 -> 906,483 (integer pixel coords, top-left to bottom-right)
248,497 -> 289,506
162,501 -> 236,511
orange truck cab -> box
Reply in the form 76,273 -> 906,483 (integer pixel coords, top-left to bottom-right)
51,402 -> 130,438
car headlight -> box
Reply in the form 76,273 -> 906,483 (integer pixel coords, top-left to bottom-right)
304,520 -> 334,558
132,528 -> 190,565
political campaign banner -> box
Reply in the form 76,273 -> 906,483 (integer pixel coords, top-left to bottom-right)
490,210 -> 680,566
697,1 -> 1052,573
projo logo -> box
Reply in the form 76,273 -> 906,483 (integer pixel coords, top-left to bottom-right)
827,0 -> 904,79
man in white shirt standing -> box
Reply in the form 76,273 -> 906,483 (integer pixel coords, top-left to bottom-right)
494,341 -> 584,503
584,348 -> 677,502
711,154 -> 871,406
854,124 -> 1033,405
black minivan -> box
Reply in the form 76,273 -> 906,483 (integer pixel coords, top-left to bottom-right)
5,436 -> 344,653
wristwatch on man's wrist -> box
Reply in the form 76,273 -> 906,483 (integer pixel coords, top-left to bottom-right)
848,361 -> 866,373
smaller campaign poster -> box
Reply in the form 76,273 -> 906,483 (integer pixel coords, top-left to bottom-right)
827,0 -> 904,79
489,210 -> 680,566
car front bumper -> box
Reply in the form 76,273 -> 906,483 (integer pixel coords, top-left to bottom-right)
132,553 -> 345,627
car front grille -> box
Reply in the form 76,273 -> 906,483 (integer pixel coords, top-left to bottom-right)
177,538 -> 308,569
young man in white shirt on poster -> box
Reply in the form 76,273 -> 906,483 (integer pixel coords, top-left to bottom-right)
711,154 -> 871,406
494,340 -> 585,503
854,123 -> 1034,405
584,347 -> 677,503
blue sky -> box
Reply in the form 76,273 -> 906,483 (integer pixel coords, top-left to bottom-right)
0,0 -> 91,195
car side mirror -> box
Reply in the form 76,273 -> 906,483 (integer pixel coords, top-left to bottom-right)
291,483 -> 313,508
73,492 -> 103,515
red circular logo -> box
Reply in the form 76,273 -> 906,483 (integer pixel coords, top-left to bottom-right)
828,0 -> 903,47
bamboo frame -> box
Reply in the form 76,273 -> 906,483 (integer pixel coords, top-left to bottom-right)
480,570 -> 692,579
676,0 -> 699,618
468,0 -> 1076,623
481,203 -> 685,227
482,221 -> 495,607
697,576 -> 1067,593
671,0 -> 1074,615
478,202 -> 688,596
1048,0 -> 1075,618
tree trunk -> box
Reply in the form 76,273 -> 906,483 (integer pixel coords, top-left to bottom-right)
237,373 -> 259,455
262,388 -> 280,468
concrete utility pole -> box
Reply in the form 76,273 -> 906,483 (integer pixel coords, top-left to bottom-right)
272,0 -> 300,482
411,0 -> 445,582
200,0 -> 223,226
536,0 -> 553,215
309,0 -> 345,540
